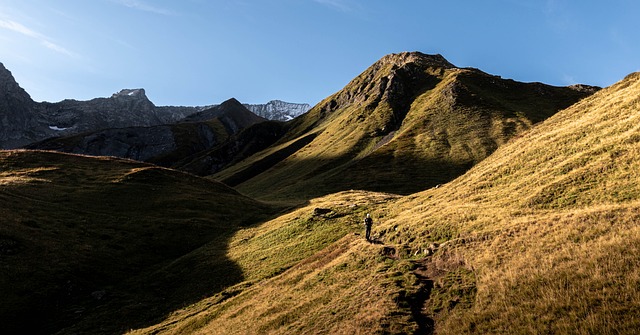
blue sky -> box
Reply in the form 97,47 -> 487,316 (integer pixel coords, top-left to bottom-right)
1,0 -> 638,106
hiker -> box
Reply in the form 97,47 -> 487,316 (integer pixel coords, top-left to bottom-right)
364,213 -> 373,241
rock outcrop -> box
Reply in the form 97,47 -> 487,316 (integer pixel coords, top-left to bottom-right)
0,62 -> 309,149
244,100 -> 311,121
28,98 -> 266,167
0,63 -> 39,148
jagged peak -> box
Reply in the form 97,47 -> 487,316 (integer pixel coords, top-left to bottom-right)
111,88 -> 147,99
309,52 -> 457,121
0,61 -> 34,103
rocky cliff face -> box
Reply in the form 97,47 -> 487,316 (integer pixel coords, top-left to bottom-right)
0,77 -> 178,148
27,98 -> 267,166
39,88 -> 162,135
0,62 -> 312,149
34,125 -> 179,162
0,62 -> 311,149
28,123 -> 217,166
244,100 -> 311,121
0,63 -> 40,148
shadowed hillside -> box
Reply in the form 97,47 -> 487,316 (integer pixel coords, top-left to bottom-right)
26,98 -> 266,167
173,120 -> 289,176
0,150 -> 278,334
127,72 -> 640,334
213,52 -> 596,200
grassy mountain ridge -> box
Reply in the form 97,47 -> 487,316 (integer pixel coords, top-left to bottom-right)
214,52 -> 596,200
3,52 -> 634,335
378,71 -> 640,333
129,72 -> 639,334
0,150 -> 278,334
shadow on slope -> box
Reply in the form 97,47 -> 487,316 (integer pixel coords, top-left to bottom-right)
0,150 -> 280,334
229,154 -> 472,201
125,191 -> 417,335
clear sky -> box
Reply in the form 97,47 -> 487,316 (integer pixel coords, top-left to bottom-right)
1,0 -> 638,106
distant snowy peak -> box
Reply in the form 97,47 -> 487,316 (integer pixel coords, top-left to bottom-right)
244,100 -> 311,121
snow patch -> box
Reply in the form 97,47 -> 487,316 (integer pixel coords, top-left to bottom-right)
49,125 -> 69,131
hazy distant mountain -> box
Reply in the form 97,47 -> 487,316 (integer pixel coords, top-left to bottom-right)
27,98 -> 266,166
0,62 -> 308,148
244,100 -> 311,121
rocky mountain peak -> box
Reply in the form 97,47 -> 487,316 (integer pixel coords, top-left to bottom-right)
111,88 -> 148,100
308,52 -> 457,130
0,62 -> 33,105
378,51 -> 456,70
244,100 -> 311,121
0,63 -> 38,148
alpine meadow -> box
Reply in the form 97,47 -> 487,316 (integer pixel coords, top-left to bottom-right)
1,51 -> 639,335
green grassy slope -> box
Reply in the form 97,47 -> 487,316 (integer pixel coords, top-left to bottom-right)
214,52 -> 595,201
130,72 -> 640,334
0,150 -> 277,334
127,190 -> 410,335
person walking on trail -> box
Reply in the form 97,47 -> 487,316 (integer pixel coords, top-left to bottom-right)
364,213 -> 373,241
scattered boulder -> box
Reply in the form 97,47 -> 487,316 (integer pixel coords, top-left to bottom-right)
313,208 -> 333,216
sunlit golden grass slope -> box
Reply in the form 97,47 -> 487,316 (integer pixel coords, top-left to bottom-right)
0,150 -> 277,334
130,72 -> 638,335
214,52 -> 595,201
376,71 -> 640,333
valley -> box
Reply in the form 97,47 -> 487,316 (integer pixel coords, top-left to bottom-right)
1,52 -> 639,334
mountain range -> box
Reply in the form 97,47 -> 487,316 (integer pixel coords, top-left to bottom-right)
0,62 -> 309,149
2,52 -> 638,335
